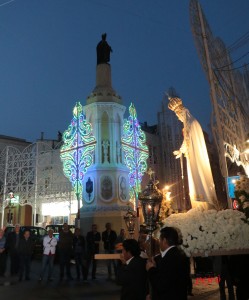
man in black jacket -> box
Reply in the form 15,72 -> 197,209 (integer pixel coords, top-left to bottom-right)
102,222 -> 117,279
86,224 -> 101,280
18,230 -> 34,281
73,228 -> 87,281
146,227 -> 188,300
6,224 -> 22,276
117,239 -> 148,300
58,223 -> 74,281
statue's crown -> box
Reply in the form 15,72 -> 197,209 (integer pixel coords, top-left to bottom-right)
168,96 -> 183,112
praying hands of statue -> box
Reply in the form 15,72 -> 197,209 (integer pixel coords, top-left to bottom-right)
173,141 -> 187,159
173,150 -> 182,159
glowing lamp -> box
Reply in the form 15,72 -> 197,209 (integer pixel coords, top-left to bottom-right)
139,179 -> 163,238
123,207 -> 136,238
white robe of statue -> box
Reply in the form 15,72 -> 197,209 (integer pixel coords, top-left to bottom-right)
169,97 -> 217,209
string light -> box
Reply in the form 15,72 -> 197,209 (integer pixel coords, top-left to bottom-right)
60,102 -> 96,201
122,103 -> 149,201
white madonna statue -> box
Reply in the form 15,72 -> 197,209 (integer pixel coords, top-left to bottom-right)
168,95 -> 217,209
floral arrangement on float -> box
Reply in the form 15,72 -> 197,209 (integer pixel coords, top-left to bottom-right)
234,175 -> 249,223
158,195 -> 174,226
161,208 -> 249,257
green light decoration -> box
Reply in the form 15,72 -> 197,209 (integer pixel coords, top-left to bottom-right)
60,102 -> 96,206
122,102 -> 149,204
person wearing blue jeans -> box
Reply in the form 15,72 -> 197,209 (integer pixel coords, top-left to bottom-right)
39,229 -> 57,281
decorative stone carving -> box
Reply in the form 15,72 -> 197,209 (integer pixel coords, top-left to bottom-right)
119,176 -> 128,201
100,175 -> 113,201
102,140 -> 110,163
83,176 -> 94,204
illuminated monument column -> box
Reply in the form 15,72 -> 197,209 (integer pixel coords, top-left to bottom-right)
80,47 -> 130,233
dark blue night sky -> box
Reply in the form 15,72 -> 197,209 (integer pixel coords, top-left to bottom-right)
0,0 -> 248,142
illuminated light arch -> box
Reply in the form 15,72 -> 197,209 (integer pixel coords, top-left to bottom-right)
60,102 -> 96,203
121,103 -> 149,204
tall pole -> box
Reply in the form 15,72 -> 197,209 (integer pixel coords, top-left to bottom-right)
197,2 -> 230,207
60,102 -> 96,230
1,146 -> 9,227
76,104 -> 80,229
180,154 -> 187,210
68,191 -> 72,225
33,143 -> 39,225
122,103 -> 149,231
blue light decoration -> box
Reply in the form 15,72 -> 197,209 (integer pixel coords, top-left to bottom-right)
227,176 -> 240,199
227,175 -> 240,209
60,102 -> 96,209
122,103 -> 149,205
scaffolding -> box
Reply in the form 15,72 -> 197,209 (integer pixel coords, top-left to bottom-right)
190,0 -> 249,181
0,141 -> 75,227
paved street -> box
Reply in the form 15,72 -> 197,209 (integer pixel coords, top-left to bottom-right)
0,258 -> 226,300
0,258 -> 121,300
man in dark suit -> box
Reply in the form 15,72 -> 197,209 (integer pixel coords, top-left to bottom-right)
58,223 -> 74,281
18,230 -> 34,281
230,254 -> 249,300
6,224 -> 22,276
102,222 -> 117,279
86,224 -> 101,280
146,227 -> 188,300
117,239 -> 148,300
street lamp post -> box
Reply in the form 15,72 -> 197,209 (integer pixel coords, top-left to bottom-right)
139,176 -> 163,257
123,206 -> 136,239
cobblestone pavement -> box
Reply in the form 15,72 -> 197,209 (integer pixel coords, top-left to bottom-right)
0,258 -> 226,300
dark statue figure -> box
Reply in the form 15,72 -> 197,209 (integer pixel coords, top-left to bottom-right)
86,177 -> 93,201
96,33 -> 112,65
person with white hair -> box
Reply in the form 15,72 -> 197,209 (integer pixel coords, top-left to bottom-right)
39,229 -> 57,281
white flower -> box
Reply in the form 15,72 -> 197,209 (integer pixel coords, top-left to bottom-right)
239,195 -> 246,202
160,208 -> 249,255
243,201 -> 249,209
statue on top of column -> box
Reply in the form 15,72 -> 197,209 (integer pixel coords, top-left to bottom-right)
96,33 -> 113,65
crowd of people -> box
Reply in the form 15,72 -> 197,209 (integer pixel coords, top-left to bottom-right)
0,222 -> 122,283
0,223 -> 248,300
117,227 -> 190,300
0,223 -> 190,299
